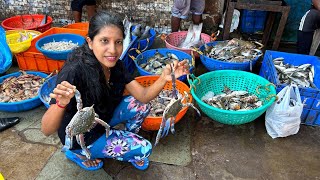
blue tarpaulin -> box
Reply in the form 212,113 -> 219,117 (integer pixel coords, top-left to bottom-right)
0,26 -> 12,74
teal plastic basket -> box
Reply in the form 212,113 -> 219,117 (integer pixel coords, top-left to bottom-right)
188,70 -> 277,125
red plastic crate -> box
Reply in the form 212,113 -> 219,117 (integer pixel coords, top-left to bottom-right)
15,27 -> 88,74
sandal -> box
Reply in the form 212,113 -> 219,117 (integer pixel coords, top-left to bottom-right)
130,158 -> 149,170
65,150 -> 103,171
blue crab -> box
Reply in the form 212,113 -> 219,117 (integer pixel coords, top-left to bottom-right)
154,65 -> 201,146
64,90 -> 110,159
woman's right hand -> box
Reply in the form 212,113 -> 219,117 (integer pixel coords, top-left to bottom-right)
50,81 -> 76,107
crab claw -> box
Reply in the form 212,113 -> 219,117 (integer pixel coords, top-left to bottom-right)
155,116 -> 166,146
161,118 -> 171,138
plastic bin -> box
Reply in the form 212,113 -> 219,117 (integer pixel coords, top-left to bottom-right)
39,75 -> 57,108
120,36 -> 138,73
15,27 -> 87,74
259,50 -> 320,126
0,71 -> 48,112
165,31 -> 212,59
189,70 -> 277,125
1,14 -> 53,33
131,26 -> 156,51
63,22 -> 89,31
199,41 -> 261,71
123,75 -> 192,131
241,10 -> 267,34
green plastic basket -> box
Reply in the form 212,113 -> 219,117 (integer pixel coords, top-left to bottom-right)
188,70 -> 277,125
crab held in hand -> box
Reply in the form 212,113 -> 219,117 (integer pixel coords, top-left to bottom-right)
154,65 -> 201,146
64,89 -> 110,160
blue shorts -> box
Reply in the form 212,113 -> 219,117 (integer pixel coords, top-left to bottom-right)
71,0 -> 96,12
171,0 -> 205,19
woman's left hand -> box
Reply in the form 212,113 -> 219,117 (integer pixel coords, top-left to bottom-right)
161,59 -> 190,81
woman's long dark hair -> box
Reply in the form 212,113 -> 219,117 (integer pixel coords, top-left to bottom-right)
64,11 -> 124,107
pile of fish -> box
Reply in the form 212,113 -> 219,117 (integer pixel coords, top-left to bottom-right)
41,40 -> 79,51
148,89 -> 182,116
203,38 -> 263,63
273,57 -> 316,88
201,86 -> 263,111
139,50 -> 189,74
0,71 -> 44,102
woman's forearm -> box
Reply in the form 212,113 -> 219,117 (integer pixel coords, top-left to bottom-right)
141,75 -> 168,103
41,105 -> 66,136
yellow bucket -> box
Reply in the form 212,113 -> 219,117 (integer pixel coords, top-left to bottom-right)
6,32 -> 33,54
5,30 -> 41,40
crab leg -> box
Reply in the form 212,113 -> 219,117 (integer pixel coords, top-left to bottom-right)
184,103 -> 201,116
74,90 -> 83,111
170,64 -> 178,100
94,117 -> 111,139
76,134 -> 92,160
155,116 -> 166,146
162,117 -> 171,138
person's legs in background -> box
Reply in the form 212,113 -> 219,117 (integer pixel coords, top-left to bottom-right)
72,11 -> 82,23
85,0 -> 96,21
171,16 -> 182,32
171,0 -> 191,32
190,0 -> 205,25
71,0 -> 85,22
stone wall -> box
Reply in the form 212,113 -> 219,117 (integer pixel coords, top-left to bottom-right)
0,0 -> 224,34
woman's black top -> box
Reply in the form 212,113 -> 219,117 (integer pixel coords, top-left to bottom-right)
51,59 -> 134,149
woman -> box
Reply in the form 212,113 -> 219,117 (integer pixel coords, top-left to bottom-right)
41,11 -> 189,171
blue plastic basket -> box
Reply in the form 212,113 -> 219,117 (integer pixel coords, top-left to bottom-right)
134,48 -> 193,81
36,33 -> 85,60
0,71 -> 48,112
131,25 -> 156,51
199,41 -> 261,71
259,50 -> 320,126
39,75 -> 57,108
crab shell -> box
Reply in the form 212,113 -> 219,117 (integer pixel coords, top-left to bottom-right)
163,97 -> 184,120
67,106 -> 96,137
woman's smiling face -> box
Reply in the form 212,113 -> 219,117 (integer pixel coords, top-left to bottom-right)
86,25 -> 124,68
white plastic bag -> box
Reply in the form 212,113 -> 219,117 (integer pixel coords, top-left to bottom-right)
179,23 -> 203,49
219,9 -> 240,33
265,84 -> 303,139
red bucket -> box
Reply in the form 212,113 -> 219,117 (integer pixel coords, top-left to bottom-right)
1,14 -> 53,33
164,31 -> 212,59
